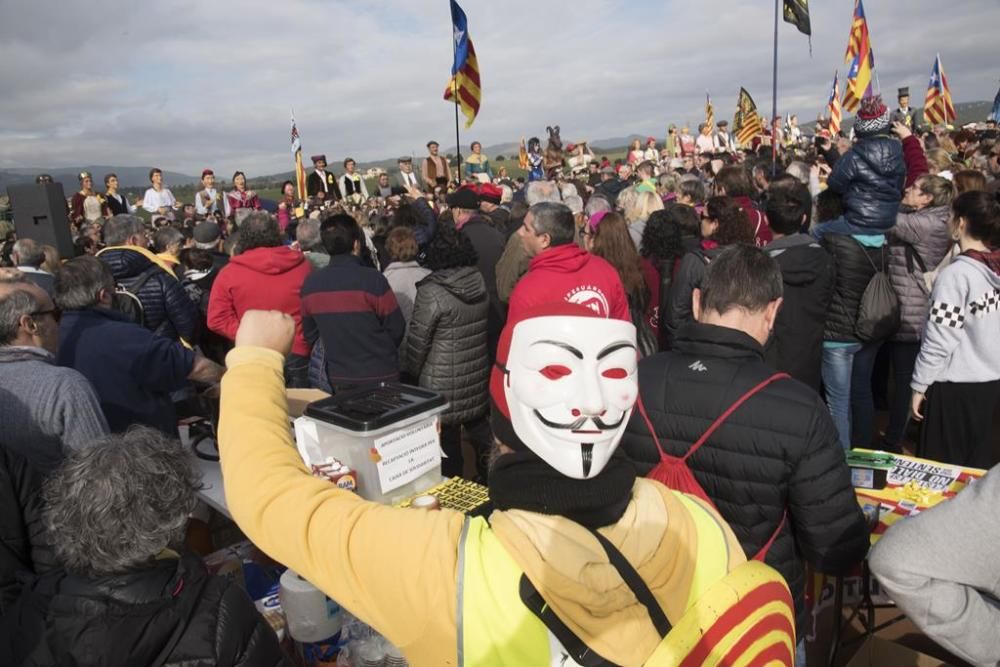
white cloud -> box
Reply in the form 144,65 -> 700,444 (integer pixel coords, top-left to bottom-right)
1,0 -> 997,176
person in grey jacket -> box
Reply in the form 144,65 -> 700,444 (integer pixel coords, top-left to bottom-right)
869,462 -> 1000,667
404,228 -> 491,481
0,274 -> 108,472
382,227 -> 430,327
883,175 -> 955,452
911,191 -> 1000,468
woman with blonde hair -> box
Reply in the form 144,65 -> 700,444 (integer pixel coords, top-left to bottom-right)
882,174 -> 957,451
582,211 -> 656,355
624,190 -> 664,248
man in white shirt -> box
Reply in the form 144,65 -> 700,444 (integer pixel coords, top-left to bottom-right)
695,123 -> 715,155
338,158 -> 369,201
141,168 -> 178,219
396,157 -> 420,190
10,238 -> 54,296
714,121 -> 735,153
195,169 -> 220,216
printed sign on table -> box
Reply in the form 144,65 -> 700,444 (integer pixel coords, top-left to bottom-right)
374,420 -> 441,495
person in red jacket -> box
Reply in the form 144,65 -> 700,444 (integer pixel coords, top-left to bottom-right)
509,202 -> 629,323
207,212 -> 312,386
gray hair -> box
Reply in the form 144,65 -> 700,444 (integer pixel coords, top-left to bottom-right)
12,238 -> 45,268
529,202 -> 575,247
500,185 -> 514,205
296,218 -> 323,251
42,427 -> 202,576
524,180 -> 562,206
152,226 -> 184,254
785,161 -> 810,185
54,256 -> 115,311
103,214 -> 147,247
584,194 -> 613,218
0,276 -> 39,346
563,195 -> 584,215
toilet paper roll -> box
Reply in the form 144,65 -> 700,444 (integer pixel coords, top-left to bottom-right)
279,569 -> 343,643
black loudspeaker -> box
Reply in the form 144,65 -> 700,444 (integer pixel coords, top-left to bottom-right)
6,183 -> 75,259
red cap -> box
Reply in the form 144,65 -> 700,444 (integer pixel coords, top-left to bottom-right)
477,182 -> 503,204
201,169 -> 214,178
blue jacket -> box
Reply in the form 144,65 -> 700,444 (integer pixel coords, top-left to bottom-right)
300,254 -> 405,386
827,134 -> 905,232
57,308 -> 194,434
99,247 -> 199,344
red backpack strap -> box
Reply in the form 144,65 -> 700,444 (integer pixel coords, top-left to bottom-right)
635,396 -> 673,462
682,372 -> 791,462
753,509 -> 788,561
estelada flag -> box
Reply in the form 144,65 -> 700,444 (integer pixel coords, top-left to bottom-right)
705,93 -> 714,129
924,54 -> 956,125
827,71 -> 842,135
844,0 -> 870,65
733,87 -> 764,147
783,0 -> 810,36
442,0 -> 481,128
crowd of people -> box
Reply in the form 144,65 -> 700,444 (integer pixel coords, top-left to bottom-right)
1,91 -> 1000,665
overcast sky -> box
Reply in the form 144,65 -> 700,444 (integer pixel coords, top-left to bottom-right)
2,0 -> 997,177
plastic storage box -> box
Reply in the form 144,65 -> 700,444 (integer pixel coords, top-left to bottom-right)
294,383 -> 448,505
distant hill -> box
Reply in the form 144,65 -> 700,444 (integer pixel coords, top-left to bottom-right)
0,166 -> 198,195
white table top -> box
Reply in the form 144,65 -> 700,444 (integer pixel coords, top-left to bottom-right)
180,425 -> 230,518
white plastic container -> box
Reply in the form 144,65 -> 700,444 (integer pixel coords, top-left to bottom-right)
294,384 -> 448,505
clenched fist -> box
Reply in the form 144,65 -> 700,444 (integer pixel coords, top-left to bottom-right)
235,310 -> 295,357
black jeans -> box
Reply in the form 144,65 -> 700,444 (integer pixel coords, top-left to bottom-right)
884,342 -> 920,450
440,417 -> 493,482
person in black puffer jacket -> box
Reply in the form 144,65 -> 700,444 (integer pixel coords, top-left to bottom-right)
664,196 -> 756,347
98,214 -> 199,344
0,445 -> 55,616
622,245 -> 869,645
0,429 -> 288,666
824,95 -> 905,234
404,228 -> 491,481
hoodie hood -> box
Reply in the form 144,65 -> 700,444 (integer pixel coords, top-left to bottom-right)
767,234 -> 829,286
420,266 -> 486,304
960,250 -> 1000,282
489,478 -> 741,666
230,245 -> 305,275
529,243 -> 592,274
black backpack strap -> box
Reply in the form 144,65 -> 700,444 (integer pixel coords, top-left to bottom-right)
517,528 -> 671,666
905,244 -> 927,274
125,264 -> 163,293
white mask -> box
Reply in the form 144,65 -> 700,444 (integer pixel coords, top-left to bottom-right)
500,315 -> 638,479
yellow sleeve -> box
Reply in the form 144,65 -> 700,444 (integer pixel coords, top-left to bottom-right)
218,347 -> 465,663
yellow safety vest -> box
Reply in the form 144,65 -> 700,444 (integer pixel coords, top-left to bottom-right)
457,494 -> 795,666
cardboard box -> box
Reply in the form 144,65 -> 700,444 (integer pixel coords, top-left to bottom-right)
845,637 -> 949,667
286,388 -> 330,418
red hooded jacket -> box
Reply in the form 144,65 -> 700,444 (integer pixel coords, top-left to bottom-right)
507,244 -> 630,324
207,246 -> 313,356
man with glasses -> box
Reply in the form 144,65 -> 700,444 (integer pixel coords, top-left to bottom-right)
0,272 -> 108,472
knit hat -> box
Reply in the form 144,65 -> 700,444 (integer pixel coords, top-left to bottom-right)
490,301 -> 638,479
855,95 -> 891,137
193,221 -> 221,245
477,182 -> 503,205
445,187 -> 480,210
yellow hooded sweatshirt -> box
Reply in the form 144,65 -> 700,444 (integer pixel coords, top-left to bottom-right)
218,348 -> 746,666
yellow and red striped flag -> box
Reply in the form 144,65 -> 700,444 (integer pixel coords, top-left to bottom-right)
827,71 -> 842,135
923,54 -> 956,125
733,88 -> 764,147
705,93 -> 714,129
442,0 -> 481,128
290,111 -> 307,201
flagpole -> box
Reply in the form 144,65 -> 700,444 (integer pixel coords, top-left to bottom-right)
452,34 -> 463,183
771,0 -> 780,168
